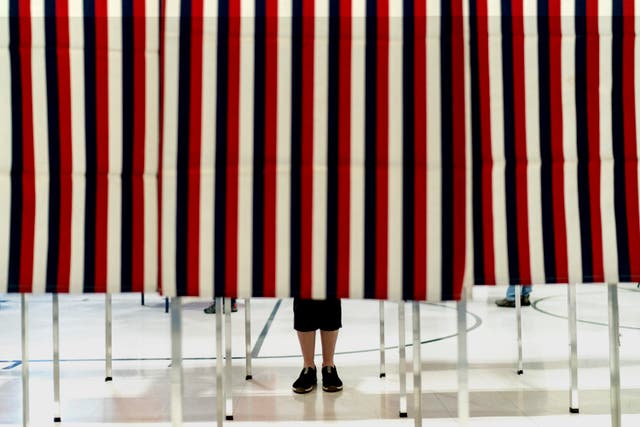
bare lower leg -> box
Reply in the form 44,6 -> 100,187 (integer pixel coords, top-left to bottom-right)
320,329 -> 339,367
297,331 -> 316,368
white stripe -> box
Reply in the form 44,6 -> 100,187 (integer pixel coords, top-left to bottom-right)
199,0 -> 218,298
0,1 -> 9,291
598,4 -> 619,282
106,177 -> 122,293
462,0 -> 473,293
349,0 -> 366,300
0,0 -> 8,46
108,0 -> 123,175
143,176 -> 158,293
31,8 -> 50,293
107,4 -> 123,293
312,0 -> 329,300
523,0 -> 544,284
0,177 -> 9,292
426,0 -> 442,301
69,0 -> 86,292
0,8 -> 10,177
237,0 -> 255,299
161,0 -> 182,297
69,176 -> 86,293
144,0 -> 160,294
387,0 -> 403,301
487,1 -> 509,285
561,0 -> 582,284
276,0 -> 292,298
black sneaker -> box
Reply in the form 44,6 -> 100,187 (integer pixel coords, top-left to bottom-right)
204,299 -> 238,314
495,296 -> 531,308
321,365 -> 343,392
292,367 -> 317,394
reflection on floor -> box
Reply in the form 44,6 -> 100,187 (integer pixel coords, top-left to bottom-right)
1,284 -> 639,426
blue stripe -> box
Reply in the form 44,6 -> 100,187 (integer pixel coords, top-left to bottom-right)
574,0 -> 594,281
289,0 -> 302,297
363,0 -> 377,299
7,0 -> 22,293
121,0 -> 135,292
326,0 -> 340,298
611,0 -> 630,280
536,0 -> 557,282
402,0 -> 414,300
45,0 -> 61,292
500,0 -> 520,284
83,0 -> 97,292
177,0 -> 192,296
252,0 -> 266,297
215,0 -> 230,297
440,0 -> 453,299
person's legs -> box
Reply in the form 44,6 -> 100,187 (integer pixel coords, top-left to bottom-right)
497,285 -> 532,307
320,329 -> 338,367
506,285 -> 532,300
297,331 -> 316,368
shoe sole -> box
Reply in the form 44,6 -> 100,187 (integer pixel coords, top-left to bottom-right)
322,385 -> 343,392
292,385 -> 315,394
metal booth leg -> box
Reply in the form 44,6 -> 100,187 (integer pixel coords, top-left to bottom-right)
21,294 -> 30,427
225,298 -> 233,420
245,298 -> 252,380
105,294 -> 113,382
515,285 -> 523,375
607,283 -> 621,427
398,301 -> 407,417
216,298 -> 224,427
141,292 -> 145,306
457,298 -> 469,426
568,283 -> 579,413
379,300 -> 386,378
53,294 -> 62,422
170,297 -> 184,427
412,301 -> 422,427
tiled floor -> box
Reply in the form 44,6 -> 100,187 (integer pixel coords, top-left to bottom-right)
1,284 -> 639,426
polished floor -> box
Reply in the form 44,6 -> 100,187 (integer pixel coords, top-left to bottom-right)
1,284 -> 639,426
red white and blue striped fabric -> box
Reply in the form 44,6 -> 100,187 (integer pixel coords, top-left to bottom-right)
0,0 -> 159,294
160,0 -> 468,301
469,0 -> 640,285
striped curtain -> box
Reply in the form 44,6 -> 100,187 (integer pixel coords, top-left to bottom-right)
0,0 -> 160,294
470,0 -> 640,286
160,0 -> 469,301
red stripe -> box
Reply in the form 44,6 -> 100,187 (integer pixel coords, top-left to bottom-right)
263,0 -> 278,297
375,0 -> 388,300
57,0 -> 72,292
18,0 -> 35,293
94,0 -> 109,292
131,0 -> 147,292
549,0 -> 567,281
477,0 -> 495,284
413,3 -> 427,301
186,0 -> 203,296
451,0 -> 466,299
226,0 -> 241,298
623,0 -> 640,278
511,1 -> 531,284
336,0 -> 351,299
300,0 -> 314,299
586,0 -> 603,281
